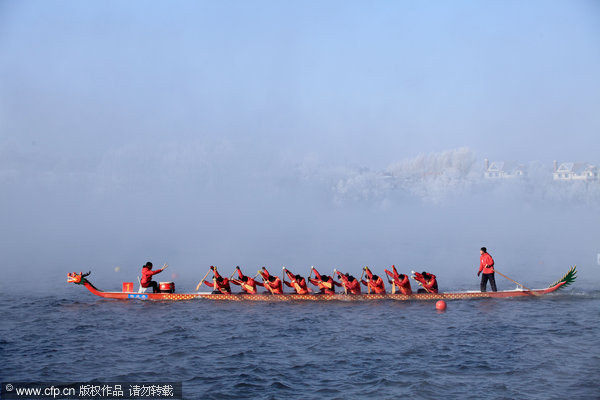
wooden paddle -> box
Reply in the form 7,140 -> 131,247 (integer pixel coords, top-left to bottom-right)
331,267 -> 342,292
195,268 -> 212,291
416,281 -> 433,294
310,267 -> 332,290
391,265 -> 398,294
285,267 -> 308,294
256,268 -> 274,294
262,274 -> 275,295
334,268 -> 347,294
307,266 -> 327,293
363,267 -> 372,294
385,268 -> 396,294
209,267 -> 230,294
411,271 -> 433,293
309,267 -> 332,291
307,266 -> 315,288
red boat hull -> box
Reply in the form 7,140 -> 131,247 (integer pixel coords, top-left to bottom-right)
81,281 -> 566,301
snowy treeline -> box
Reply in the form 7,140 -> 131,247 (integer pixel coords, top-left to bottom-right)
3,142 -> 598,205
325,148 -> 600,205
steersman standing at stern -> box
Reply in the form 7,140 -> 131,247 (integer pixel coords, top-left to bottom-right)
478,247 -> 497,292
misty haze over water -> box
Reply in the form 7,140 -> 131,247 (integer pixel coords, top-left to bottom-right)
2,145 -> 598,293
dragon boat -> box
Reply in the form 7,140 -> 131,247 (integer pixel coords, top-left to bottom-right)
67,267 -> 576,301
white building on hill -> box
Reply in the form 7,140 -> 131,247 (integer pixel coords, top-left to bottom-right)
484,159 -> 526,179
553,161 -> 598,181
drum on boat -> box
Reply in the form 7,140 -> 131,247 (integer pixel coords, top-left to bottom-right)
159,282 -> 175,293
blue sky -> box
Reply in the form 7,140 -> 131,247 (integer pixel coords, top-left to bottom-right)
2,0 -> 599,168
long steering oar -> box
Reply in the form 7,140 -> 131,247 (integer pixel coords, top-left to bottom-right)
494,270 -> 532,291
195,268 -> 212,291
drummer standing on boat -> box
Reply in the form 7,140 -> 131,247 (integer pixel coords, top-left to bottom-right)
478,247 -> 497,292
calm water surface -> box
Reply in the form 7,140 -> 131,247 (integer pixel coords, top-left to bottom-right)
1,286 -> 599,399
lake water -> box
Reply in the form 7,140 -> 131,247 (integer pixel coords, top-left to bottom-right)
1,283 -> 599,399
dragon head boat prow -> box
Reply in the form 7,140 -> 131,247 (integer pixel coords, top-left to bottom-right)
549,265 -> 577,290
67,271 -> 91,284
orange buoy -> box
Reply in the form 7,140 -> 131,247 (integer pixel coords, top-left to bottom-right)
436,300 -> 447,311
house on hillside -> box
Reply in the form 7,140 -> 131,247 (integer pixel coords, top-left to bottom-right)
484,159 -> 526,179
553,161 -> 598,181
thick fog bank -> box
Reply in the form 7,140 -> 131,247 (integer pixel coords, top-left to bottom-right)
1,147 -> 597,293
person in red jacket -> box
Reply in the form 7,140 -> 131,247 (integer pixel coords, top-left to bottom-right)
412,271 -> 438,293
334,270 -> 362,294
283,267 -> 310,294
308,266 -> 341,294
478,247 -> 497,292
230,266 -> 263,294
361,266 -> 386,294
258,267 -> 283,294
384,265 -> 412,295
140,262 -> 167,293
204,266 -> 232,294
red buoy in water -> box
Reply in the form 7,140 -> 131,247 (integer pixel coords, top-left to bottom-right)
436,300 -> 447,311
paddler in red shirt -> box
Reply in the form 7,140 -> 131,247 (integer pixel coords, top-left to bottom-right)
140,262 -> 167,293
478,247 -> 497,292
230,266 -> 263,294
308,266 -> 341,294
384,265 -> 412,295
412,271 -> 438,293
203,266 -> 232,294
334,270 -> 362,294
258,267 -> 283,294
360,266 -> 386,294
283,267 -> 310,294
